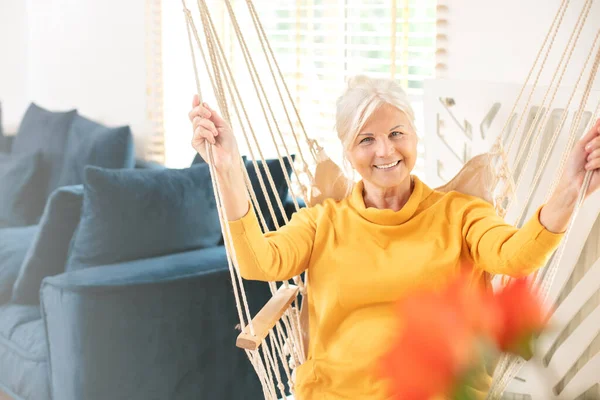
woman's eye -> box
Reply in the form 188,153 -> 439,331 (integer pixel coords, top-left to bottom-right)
391,131 -> 403,137
359,137 -> 374,144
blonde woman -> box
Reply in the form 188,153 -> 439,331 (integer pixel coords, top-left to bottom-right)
188,76 -> 600,399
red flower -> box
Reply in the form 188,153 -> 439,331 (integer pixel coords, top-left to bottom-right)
379,278 -> 482,400
493,279 -> 547,360
445,276 -> 503,342
378,274 -> 549,399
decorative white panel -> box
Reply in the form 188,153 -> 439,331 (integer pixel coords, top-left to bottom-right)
424,79 -> 600,399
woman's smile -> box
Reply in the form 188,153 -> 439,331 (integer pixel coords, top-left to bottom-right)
373,160 -> 402,170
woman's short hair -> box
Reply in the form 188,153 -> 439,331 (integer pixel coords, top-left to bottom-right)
335,75 -> 416,152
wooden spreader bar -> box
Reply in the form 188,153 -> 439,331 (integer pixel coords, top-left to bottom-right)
236,284 -> 300,351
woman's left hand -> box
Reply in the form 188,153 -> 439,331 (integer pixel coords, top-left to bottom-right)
541,118 -> 600,233
560,118 -> 600,199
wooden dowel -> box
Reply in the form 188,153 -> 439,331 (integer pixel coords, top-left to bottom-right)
236,284 -> 299,351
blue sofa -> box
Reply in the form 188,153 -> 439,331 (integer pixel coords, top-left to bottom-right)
0,109 -> 298,399
0,221 -> 272,400
39,246 -> 273,400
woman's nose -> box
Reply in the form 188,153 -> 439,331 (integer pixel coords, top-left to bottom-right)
376,138 -> 394,157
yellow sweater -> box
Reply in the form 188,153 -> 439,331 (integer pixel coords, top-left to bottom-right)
228,176 -> 563,400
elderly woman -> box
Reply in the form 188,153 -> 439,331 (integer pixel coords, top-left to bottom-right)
189,76 -> 600,399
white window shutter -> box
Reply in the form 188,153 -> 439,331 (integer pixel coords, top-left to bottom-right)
146,0 -> 166,164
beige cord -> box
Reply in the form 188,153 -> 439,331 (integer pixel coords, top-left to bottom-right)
501,0 -> 571,155
546,35 -> 600,200
513,29 -> 600,226
223,0 -> 307,211
194,3 -> 307,370
182,4 -> 254,336
188,1 -> 308,386
245,0 -> 317,171
512,0 -> 592,190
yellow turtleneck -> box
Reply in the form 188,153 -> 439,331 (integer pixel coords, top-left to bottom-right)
228,176 -> 563,399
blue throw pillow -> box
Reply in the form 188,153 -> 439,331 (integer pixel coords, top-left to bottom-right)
0,226 -> 39,304
11,185 -> 84,305
12,103 -> 77,198
191,153 -> 205,165
0,152 -> 48,227
57,114 -> 135,187
245,156 -> 294,230
65,164 -> 222,271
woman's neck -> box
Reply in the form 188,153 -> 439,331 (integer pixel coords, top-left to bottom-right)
362,176 -> 414,211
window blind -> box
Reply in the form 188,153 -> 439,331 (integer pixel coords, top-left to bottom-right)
159,0 -> 443,169
237,0 -> 440,174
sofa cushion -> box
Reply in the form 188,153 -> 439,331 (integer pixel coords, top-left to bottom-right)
245,156 -> 295,230
11,186 -> 84,305
0,134 -> 12,154
11,103 -> 77,198
0,227 -> 38,304
57,114 -> 135,187
0,304 -> 49,400
0,152 -> 48,227
66,164 -> 222,271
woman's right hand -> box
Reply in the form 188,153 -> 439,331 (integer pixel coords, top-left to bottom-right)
188,94 -> 239,172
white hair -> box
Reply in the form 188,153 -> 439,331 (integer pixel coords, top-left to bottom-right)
335,75 -> 416,152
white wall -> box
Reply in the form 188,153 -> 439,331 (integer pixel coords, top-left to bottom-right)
0,0 -> 150,156
0,1 -> 29,133
161,0 -> 206,168
1,0 -> 598,161
161,0 -> 228,168
443,0 -> 600,89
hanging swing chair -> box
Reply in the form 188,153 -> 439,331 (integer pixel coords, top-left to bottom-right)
181,0 -> 600,398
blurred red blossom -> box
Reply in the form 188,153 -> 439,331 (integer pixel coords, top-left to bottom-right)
379,273 -> 548,400
493,278 -> 547,360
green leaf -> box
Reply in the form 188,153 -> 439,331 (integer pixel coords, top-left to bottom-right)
449,368 -> 482,400
507,332 -> 537,361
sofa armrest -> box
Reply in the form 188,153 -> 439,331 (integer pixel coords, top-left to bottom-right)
40,246 -> 271,400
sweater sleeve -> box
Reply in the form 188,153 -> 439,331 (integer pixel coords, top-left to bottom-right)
227,203 -> 317,281
462,199 -> 564,277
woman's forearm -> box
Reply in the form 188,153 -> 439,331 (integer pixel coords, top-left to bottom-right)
539,182 -> 579,233
215,158 -> 251,221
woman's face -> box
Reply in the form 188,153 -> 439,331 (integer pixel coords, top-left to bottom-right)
346,103 -> 417,189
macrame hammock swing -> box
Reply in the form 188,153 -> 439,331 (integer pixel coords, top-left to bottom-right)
180,0 -> 600,398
